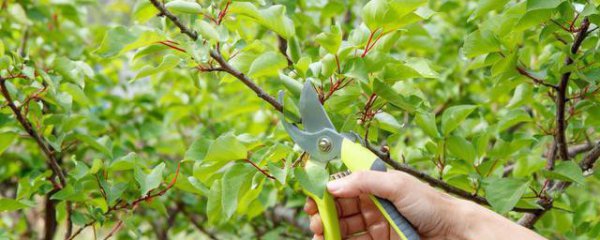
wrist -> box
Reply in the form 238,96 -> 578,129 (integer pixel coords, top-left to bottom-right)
447,199 -> 492,240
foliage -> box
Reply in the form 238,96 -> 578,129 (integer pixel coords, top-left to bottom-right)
1,0 -> 600,239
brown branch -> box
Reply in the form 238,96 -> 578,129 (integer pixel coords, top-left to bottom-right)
365,144 -> 537,213
0,78 -> 66,187
555,17 -> 590,162
147,0 -> 541,213
43,190 -> 59,240
580,143 -> 600,173
102,220 -> 124,240
278,35 -> 293,66
209,49 -> 284,112
148,0 -> 198,40
0,76 -> 74,240
515,66 -> 558,89
245,158 -> 276,180
518,17 -> 591,228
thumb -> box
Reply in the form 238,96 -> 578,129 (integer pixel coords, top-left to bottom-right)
327,170 -> 412,201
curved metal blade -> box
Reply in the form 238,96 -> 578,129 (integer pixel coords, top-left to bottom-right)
279,90 -> 343,163
300,81 -> 336,132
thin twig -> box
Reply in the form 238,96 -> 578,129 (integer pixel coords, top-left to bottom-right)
515,66 -> 558,89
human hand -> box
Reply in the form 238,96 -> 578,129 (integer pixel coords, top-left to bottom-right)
304,170 -> 546,240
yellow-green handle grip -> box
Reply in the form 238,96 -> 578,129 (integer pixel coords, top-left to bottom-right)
340,139 -> 420,240
304,186 -> 341,240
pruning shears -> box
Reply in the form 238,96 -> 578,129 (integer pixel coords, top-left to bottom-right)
278,81 -> 419,240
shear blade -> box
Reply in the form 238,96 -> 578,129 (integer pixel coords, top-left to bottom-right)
299,81 -> 336,132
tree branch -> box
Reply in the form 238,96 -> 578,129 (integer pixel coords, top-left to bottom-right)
209,49 -> 284,112
366,144 -> 537,213
555,18 -> 590,162
148,0 -> 198,40
0,77 -> 66,187
515,66 -> 558,89
147,0 -> 539,213
0,76 -> 73,240
518,17 -> 591,228
277,35 -> 293,67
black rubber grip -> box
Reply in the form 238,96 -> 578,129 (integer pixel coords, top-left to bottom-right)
371,158 -> 420,240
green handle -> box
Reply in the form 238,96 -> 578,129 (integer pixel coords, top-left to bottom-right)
304,186 -> 341,240
340,139 -> 420,240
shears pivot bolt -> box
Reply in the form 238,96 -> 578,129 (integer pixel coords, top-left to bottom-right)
318,137 -> 332,152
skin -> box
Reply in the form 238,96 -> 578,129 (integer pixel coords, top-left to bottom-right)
304,170 -> 546,240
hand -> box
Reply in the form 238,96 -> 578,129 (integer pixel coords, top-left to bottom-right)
304,170 -> 546,240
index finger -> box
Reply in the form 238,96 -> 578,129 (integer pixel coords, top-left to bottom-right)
304,197 -> 318,215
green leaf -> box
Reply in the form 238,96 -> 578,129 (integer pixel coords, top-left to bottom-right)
315,25 -> 343,54
403,58 -> 439,79
229,2 -> 295,38
132,0 -> 159,23
109,152 -> 138,171
0,198 -> 29,212
373,79 -> 418,113
294,161 -> 329,198
95,26 -> 164,58
362,0 -> 427,32
221,163 -> 254,219
441,105 -> 477,135
196,20 -> 220,41
248,51 -> 287,78
507,84 -> 533,109
135,162 -> 165,196
134,54 -> 180,80
374,112 -> 402,133
542,161 -> 585,185
344,57 -> 368,82
61,83 -> 90,106
165,0 -> 203,14
51,185 -> 86,202
446,135 -> 476,163
516,9 -> 553,31
267,163 -> 287,184
185,138 -> 212,161
0,132 -> 17,155
0,40 -> 4,57
75,134 -> 113,159
526,0 -> 562,11
207,180 -> 223,225
89,159 -> 103,174
204,133 -> 247,162
484,178 -> 529,214
415,112 -> 440,139
497,109 -> 531,132
71,160 -> 90,181
278,73 -> 303,97
474,0 -> 510,18
462,30 -> 501,58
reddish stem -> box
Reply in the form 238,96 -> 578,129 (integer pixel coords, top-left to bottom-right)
361,29 -> 381,58
217,1 -> 231,25
245,159 -> 275,180
157,41 -> 187,53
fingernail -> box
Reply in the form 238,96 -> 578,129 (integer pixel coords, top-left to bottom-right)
327,179 -> 343,193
